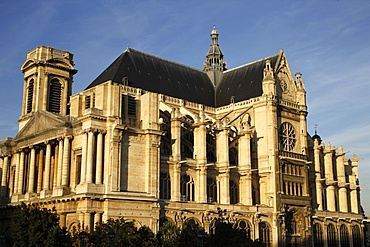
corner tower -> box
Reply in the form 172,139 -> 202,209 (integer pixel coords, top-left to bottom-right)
19,46 -> 77,130
203,26 -> 226,87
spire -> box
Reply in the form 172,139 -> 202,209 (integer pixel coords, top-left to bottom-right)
203,26 -> 226,73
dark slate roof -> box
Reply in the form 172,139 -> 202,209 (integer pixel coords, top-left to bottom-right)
86,48 -> 280,107
86,48 -> 215,106
215,54 -> 280,106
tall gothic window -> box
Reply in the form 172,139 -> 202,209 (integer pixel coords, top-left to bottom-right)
26,79 -> 34,113
206,133 -> 216,163
160,172 -> 171,200
327,223 -> 337,247
180,174 -> 194,201
259,222 -> 271,247
48,79 -> 62,113
352,225 -> 361,247
313,223 -> 324,247
207,177 -> 217,203
340,225 -> 349,247
286,211 -> 296,235
181,115 -> 194,160
230,180 -> 239,204
160,111 -> 171,156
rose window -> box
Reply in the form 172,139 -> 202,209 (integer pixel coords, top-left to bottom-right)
279,122 -> 296,151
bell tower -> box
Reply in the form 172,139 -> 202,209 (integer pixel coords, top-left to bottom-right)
19,46 -> 77,130
203,26 -> 226,87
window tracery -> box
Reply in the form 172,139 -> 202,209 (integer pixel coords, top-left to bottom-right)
279,122 -> 296,151
180,174 -> 194,201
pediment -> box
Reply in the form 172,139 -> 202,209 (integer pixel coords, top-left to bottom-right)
15,111 -> 72,142
20,59 -> 36,71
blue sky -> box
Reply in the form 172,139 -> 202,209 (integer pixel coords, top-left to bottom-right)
1,0 -> 370,214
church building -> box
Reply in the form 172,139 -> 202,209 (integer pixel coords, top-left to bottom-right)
0,27 -> 365,246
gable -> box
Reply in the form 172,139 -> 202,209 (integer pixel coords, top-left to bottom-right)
275,52 -> 298,102
15,111 -> 73,144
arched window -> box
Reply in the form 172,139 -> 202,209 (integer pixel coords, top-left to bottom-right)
352,225 -> 361,247
327,223 -> 337,247
180,174 -> 194,201
230,180 -> 239,204
340,225 -> 349,247
313,223 -> 324,247
26,79 -> 34,113
259,222 -> 271,247
286,210 -> 296,235
48,79 -> 62,113
160,172 -> 171,200
279,122 -> 296,151
237,220 -> 251,239
181,116 -> 194,160
160,111 -> 171,156
207,177 -> 217,203
206,133 -> 216,163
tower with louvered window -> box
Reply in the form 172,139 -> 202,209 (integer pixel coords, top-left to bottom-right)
19,46 -> 77,130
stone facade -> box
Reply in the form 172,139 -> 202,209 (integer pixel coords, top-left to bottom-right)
0,28 -> 365,247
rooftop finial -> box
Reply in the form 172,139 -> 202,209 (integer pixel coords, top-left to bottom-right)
314,124 -> 318,135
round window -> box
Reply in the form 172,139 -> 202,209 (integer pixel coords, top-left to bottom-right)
279,122 -> 296,151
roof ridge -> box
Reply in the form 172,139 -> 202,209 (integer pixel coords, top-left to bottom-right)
125,47 -> 206,73
224,53 -> 280,73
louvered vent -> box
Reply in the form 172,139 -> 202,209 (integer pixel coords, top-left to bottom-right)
48,79 -> 61,113
127,95 -> 136,116
85,95 -> 91,109
26,79 -> 34,113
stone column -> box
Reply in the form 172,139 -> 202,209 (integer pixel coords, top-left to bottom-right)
194,112 -> 207,203
62,136 -> 71,186
94,212 -> 102,229
95,131 -> 104,184
84,212 -> 92,232
336,146 -> 348,212
170,108 -> 181,161
170,109 -> 181,201
52,145 -> 59,188
56,138 -> 64,187
1,156 -> 9,197
314,140 -> 323,210
17,150 -> 25,194
86,130 -> 95,183
171,163 -> 181,201
43,142 -> 52,191
350,153 -> 360,214
216,120 -> 230,204
350,178 -> 359,214
60,213 -> 67,228
36,147 -> 44,193
80,131 -> 88,184
324,143 -> 335,211
13,152 -> 19,194
0,157 -> 3,186
238,130 -> 253,205
28,146 -> 36,193
197,166 -> 207,203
